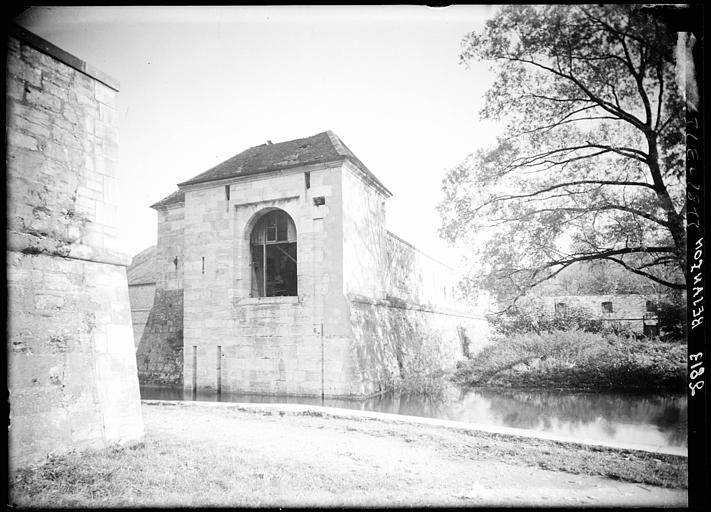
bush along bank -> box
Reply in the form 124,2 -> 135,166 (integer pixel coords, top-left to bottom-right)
454,330 -> 686,392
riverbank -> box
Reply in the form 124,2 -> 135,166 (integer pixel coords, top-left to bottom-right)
455,330 -> 686,391
9,400 -> 687,507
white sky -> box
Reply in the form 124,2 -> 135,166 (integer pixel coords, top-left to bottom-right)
15,5 -> 503,265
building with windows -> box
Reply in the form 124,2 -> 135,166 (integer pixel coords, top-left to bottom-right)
133,131 -> 488,397
533,294 -> 661,336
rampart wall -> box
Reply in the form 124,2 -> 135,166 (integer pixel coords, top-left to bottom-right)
7,26 -> 143,468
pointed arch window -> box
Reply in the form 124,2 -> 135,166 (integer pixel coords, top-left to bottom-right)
250,210 -> 297,297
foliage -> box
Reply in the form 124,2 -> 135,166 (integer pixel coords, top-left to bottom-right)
455,330 -> 686,391
535,259 -> 676,296
487,304 -> 636,338
439,5 -> 686,306
656,293 -> 686,341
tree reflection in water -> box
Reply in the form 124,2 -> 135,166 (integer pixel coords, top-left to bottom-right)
358,387 -> 687,449
441,388 -> 687,448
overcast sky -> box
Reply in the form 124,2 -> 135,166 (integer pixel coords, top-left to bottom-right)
15,5 -> 503,265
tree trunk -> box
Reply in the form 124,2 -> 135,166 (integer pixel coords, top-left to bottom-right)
646,134 -> 687,281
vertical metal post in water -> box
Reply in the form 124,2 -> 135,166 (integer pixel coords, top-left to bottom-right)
216,345 -> 222,395
192,345 -> 197,398
320,322 -> 324,402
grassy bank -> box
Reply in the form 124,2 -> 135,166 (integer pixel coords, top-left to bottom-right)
8,402 -> 687,507
455,330 -> 686,391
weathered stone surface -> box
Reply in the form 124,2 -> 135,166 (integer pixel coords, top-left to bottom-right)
7,29 -> 143,469
139,141 -> 489,397
136,289 -> 184,385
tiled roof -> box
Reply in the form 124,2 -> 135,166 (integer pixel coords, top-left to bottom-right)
176,130 -> 391,195
127,245 -> 158,285
150,189 -> 185,209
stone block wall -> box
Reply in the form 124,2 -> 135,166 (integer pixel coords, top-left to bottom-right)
156,204 -> 184,290
341,162 -> 388,299
346,296 -> 489,396
527,294 -> 657,333
134,202 -> 184,385
135,289 -> 183,385
384,232 -> 458,307
181,162 -> 354,396
6,26 -> 143,468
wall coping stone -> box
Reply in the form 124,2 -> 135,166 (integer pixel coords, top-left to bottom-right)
386,230 -> 454,271
9,23 -> 120,91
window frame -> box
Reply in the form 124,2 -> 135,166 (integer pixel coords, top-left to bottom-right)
250,210 -> 297,298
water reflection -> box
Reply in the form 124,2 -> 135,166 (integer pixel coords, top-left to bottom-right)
140,385 -> 687,450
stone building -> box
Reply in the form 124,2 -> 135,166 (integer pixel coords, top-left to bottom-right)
7,25 -> 143,468
523,294 -> 661,335
134,130 -> 488,398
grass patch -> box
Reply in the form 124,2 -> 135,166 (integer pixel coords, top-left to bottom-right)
9,437 -> 293,508
461,433 -> 688,489
455,330 -> 686,391
8,405 -> 687,508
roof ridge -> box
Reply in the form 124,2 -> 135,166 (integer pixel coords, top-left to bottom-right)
166,130 -> 391,196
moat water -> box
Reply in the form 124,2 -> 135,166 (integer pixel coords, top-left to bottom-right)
140,385 -> 687,452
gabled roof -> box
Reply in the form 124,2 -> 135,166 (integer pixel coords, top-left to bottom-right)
150,189 -> 185,210
127,245 -> 158,285
176,130 -> 391,196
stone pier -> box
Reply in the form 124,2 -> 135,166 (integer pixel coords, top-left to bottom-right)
6,24 -> 143,468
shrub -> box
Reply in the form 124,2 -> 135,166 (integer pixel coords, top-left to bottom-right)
656,299 -> 686,341
455,330 -> 686,391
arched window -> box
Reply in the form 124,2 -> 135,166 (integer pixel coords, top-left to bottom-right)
250,209 -> 297,297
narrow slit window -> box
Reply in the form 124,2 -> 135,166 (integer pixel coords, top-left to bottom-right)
225,185 -> 230,201
202,257 -> 205,274
305,172 -> 311,189
250,209 -> 297,297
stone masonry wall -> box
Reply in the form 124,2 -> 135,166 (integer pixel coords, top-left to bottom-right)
183,163 -> 353,397
135,289 -> 183,385
339,161 -> 487,396
6,27 -> 143,468
346,296 -> 489,396
525,294 -> 656,333
384,232 -> 459,307
136,203 -> 184,384
128,283 -> 155,347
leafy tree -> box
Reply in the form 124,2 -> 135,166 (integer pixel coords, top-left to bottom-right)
439,5 -> 686,306
535,259 -> 679,295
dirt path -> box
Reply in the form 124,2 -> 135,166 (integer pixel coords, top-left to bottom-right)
142,400 -> 687,507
